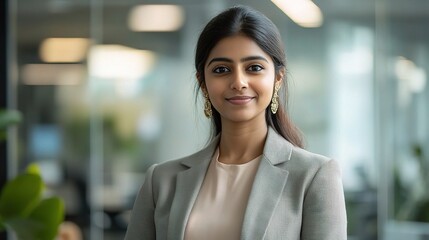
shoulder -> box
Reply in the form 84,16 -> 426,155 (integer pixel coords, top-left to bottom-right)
143,154 -> 195,200
149,155 -> 188,181
264,130 -> 341,186
289,147 -> 332,169
285,146 -> 342,189
289,147 -> 338,171
149,141 -> 217,179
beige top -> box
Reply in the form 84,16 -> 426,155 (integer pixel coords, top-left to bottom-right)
184,148 -> 262,240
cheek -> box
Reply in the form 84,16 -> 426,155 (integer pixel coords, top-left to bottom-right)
205,82 -> 223,104
256,76 -> 275,98
205,78 -> 223,93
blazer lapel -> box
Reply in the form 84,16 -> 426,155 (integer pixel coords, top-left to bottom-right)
167,138 -> 219,240
167,128 -> 293,240
241,128 -> 293,240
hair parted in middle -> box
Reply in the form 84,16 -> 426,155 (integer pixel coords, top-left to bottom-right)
194,5 -> 303,148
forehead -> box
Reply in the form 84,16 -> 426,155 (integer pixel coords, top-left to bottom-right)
206,35 -> 273,64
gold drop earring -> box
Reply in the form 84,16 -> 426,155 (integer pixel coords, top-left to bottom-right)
270,84 -> 280,114
203,93 -> 212,118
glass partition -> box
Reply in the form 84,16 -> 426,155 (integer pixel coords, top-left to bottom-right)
376,0 -> 429,239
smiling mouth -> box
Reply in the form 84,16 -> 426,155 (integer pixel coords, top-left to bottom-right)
226,96 -> 255,105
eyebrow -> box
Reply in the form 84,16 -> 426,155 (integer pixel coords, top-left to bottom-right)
206,55 -> 269,67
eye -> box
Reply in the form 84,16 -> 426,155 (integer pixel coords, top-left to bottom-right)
212,66 -> 230,74
247,65 -> 264,72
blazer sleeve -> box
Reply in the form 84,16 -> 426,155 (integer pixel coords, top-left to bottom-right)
301,159 -> 347,240
125,164 -> 158,240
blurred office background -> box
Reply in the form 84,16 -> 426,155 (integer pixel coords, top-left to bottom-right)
0,0 -> 428,239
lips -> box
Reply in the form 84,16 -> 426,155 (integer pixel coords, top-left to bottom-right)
226,96 -> 255,105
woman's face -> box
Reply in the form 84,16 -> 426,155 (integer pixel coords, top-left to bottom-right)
202,35 -> 281,125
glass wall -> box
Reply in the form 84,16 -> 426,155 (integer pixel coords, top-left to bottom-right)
6,0 -> 429,239
377,0 -> 429,239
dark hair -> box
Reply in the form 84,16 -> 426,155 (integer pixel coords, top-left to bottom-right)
195,5 -> 303,148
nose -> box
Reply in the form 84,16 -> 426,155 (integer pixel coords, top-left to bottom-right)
230,70 -> 248,91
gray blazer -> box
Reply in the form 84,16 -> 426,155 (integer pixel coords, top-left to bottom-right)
125,128 -> 347,240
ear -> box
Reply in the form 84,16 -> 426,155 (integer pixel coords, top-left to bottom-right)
275,68 -> 285,87
196,72 -> 208,95
196,72 -> 201,82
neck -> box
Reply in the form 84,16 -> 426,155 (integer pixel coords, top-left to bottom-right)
218,120 -> 268,165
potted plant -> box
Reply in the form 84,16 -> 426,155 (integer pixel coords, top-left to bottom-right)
0,109 -> 65,240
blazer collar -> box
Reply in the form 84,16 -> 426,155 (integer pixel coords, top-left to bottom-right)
169,127 -> 294,239
167,135 -> 219,239
241,127 -> 293,239
262,127 -> 294,165
180,127 -> 294,168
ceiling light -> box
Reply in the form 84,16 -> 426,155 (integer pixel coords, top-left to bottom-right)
395,57 -> 427,93
40,38 -> 90,63
128,5 -> 185,32
272,0 -> 323,28
88,45 -> 156,80
395,57 -> 415,81
22,64 -> 85,85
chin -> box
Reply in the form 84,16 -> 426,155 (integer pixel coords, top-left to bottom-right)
221,111 -> 264,124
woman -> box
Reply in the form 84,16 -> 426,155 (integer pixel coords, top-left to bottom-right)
125,5 -> 347,240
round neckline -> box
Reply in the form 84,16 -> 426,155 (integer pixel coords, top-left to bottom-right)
214,148 -> 262,167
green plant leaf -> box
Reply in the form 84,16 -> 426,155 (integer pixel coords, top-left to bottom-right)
28,197 -> 65,240
0,173 -> 43,219
26,163 -> 42,176
4,217 -> 43,240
